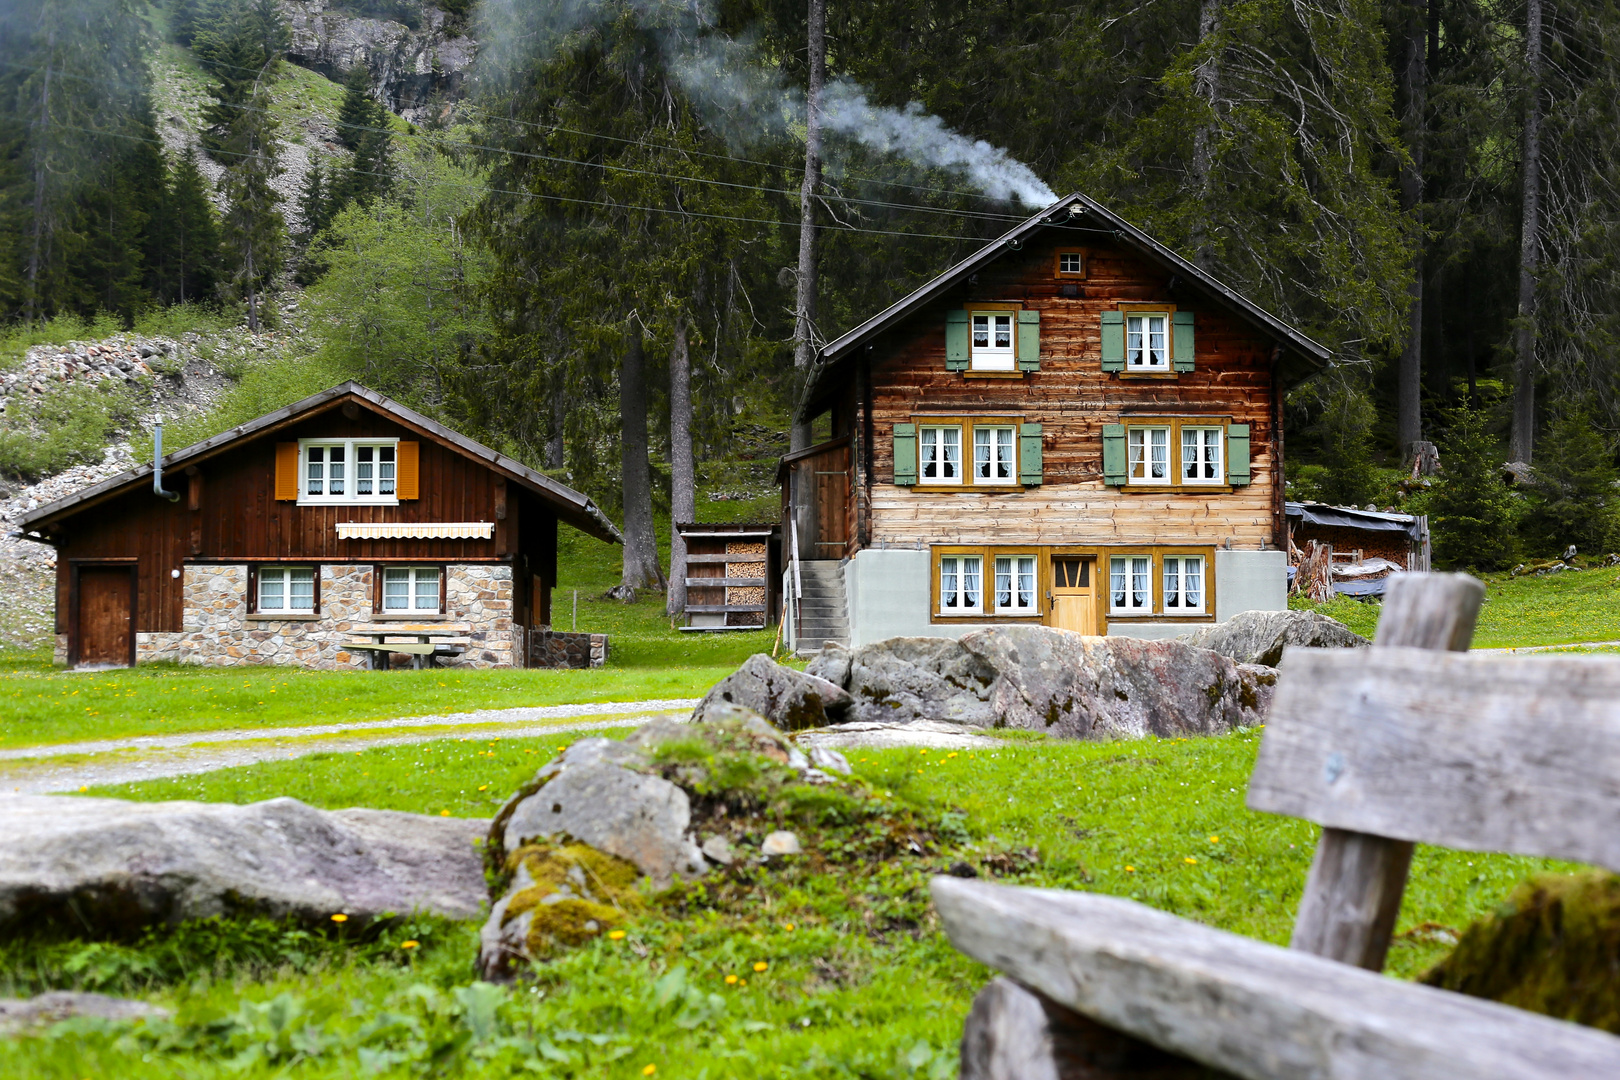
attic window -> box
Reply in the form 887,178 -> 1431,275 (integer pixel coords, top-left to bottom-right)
1056,249 -> 1085,276
971,313 -> 1015,370
300,439 -> 399,505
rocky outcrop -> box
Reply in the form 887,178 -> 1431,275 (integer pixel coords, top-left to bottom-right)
1182,609 -> 1368,667
281,1 -> 477,122
816,626 -> 1273,739
479,710 -> 854,980
690,653 -> 853,730
0,795 -> 489,935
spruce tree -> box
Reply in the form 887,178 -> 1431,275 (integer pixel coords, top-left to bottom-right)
1521,405 -> 1620,556
159,147 -> 224,305
1432,406 -> 1519,570
332,66 -> 394,213
218,81 -> 285,331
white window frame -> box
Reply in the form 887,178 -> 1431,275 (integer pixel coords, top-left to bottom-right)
1126,313 -> 1170,370
973,425 -> 1017,485
1127,426 -> 1171,485
257,566 -> 316,614
382,566 -> 442,614
298,438 -> 399,505
1058,251 -> 1084,275
1109,555 -> 1153,614
970,311 -> 1016,371
994,555 -> 1039,615
1162,556 -> 1207,614
919,425 -> 964,485
1181,426 -> 1224,485
939,555 -> 984,615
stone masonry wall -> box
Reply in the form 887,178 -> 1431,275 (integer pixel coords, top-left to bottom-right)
136,563 -> 517,669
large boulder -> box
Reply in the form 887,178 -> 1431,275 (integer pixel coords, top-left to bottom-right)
479,709 -> 853,980
0,992 -> 169,1034
1182,609 -> 1369,667
830,626 -> 1274,738
0,795 -> 489,935
689,653 -> 854,730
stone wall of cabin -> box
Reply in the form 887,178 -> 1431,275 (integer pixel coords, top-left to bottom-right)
135,563 -> 520,669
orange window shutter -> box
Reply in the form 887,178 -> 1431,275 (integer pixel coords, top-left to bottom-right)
274,443 -> 299,500
397,441 -> 419,499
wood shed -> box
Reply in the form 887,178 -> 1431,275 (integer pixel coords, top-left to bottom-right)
676,523 -> 781,631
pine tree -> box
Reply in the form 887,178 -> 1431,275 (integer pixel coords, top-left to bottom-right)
218,80 -> 285,331
158,147 -> 224,305
298,160 -> 331,243
1432,406 -> 1520,570
1520,404 -> 1620,556
331,66 -> 394,213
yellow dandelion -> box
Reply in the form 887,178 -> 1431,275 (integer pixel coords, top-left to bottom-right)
401,940 -> 419,949
440,810 -> 451,817
784,922 -> 795,932
1125,865 -> 1135,873
724,975 -> 738,985
78,786 -> 87,793
1208,836 -> 1220,843
608,930 -> 627,940
643,1066 -> 657,1077
753,961 -> 768,972
1184,856 -> 1198,865
331,913 -> 349,923
739,979 -> 748,986
478,784 -> 489,791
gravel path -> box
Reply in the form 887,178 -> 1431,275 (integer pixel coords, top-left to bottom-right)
0,699 -> 700,796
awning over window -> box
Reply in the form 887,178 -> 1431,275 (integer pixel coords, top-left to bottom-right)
335,522 -> 493,540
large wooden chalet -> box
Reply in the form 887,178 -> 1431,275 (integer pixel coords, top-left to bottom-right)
780,193 -> 1329,650
16,383 -> 620,669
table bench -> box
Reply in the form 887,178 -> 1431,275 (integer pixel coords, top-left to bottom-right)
344,623 -> 471,670
937,573 -> 1620,1079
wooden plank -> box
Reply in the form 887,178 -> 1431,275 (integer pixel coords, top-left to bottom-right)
684,577 -> 767,588
1251,646 -> 1620,870
932,878 -> 1620,1080
344,642 -> 438,655
960,976 -> 1229,1080
683,604 -> 766,614
1283,571 -> 1485,971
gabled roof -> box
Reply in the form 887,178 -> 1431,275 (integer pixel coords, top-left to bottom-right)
16,382 -> 622,543
799,192 -> 1331,419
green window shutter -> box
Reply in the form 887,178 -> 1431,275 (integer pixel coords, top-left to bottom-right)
1227,423 -> 1251,486
1102,424 -> 1127,485
1019,423 -> 1043,485
893,423 -> 918,486
945,310 -> 969,371
1101,311 -> 1125,372
1017,310 -> 1041,371
1173,311 -> 1196,372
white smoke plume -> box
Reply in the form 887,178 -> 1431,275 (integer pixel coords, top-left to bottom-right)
478,0 -> 1058,208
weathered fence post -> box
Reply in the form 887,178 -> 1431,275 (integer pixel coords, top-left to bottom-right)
1287,572 -> 1485,970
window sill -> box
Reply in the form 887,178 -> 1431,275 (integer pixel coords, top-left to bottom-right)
1116,371 -> 1180,380
246,613 -> 321,622
1107,613 -> 1215,622
962,370 -> 1026,379
909,484 -> 1030,493
1115,484 -> 1236,494
372,612 -> 449,621
296,499 -> 401,507
931,613 -> 1044,623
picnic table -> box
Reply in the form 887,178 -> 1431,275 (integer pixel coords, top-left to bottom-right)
343,623 -> 471,670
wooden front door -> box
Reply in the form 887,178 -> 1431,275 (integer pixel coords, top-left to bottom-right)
1048,557 -> 1099,636
77,566 -> 134,667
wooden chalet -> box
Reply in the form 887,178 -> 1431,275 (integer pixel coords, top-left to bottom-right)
15,383 -> 620,669
781,193 -> 1329,651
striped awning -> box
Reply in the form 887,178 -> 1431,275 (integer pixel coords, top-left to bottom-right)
336,522 -> 494,540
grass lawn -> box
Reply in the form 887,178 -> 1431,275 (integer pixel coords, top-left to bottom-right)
0,727 -> 1577,1078
1291,563 -> 1620,647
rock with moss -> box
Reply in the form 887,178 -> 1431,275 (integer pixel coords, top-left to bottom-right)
1422,871 -> 1620,1033
477,708 -> 931,981
1181,609 -> 1368,666
690,653 -> 854,730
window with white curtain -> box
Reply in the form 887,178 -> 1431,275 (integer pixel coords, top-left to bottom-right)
994,556 -> 1037,613
1181,427 -> 1223,484
383,567 -> 441,613
940,555 -> 983,613
920,425 -> 963,484
1128,426 -> 1170,483
301,439 -> 398,504
974,425 -> 1016,484
1109,556 -> 1153,613
1163,556 -> 1206,613
258,567 -> 315,613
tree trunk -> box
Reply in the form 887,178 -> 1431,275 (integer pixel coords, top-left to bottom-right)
790,0 -> 827,452
1188,0 -> 1222,271
1396,0 -> 1427,460
1510,0 -> 1544,464
667,317 -> 695,619
547,390 -> 565,470
619,321 -> 665,593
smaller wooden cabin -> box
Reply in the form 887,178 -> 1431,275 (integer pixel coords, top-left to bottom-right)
15,382 -> 621,669
675,522 -> 782,631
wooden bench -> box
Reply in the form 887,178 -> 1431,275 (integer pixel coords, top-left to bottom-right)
936,573 -> 1620,1079
343,623 -> 471,670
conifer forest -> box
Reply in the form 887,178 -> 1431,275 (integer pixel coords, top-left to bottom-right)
4,0 -> 1620,571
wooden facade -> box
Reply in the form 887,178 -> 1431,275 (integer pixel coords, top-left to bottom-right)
676,523 -> 782,630
18,384 -> 619,667
785,194 -> 1327,640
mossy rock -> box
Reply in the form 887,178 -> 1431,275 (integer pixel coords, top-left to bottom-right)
1423,871 -> 1620,1033
502,843 -> 644,958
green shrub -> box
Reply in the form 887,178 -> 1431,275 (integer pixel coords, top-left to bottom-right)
131,302 -> 242,341
1519,404 -> 1620,558
0,381 -> 135,483
0,312 -> 122,371
1431,405 -> 1520,570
